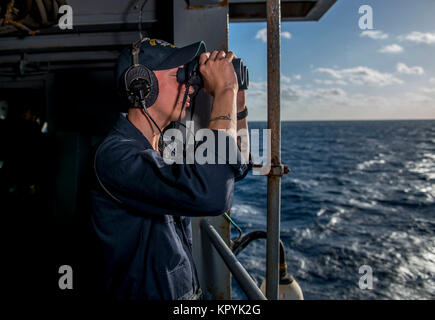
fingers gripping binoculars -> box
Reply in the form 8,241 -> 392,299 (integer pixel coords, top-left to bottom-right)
177,58 -> 249,90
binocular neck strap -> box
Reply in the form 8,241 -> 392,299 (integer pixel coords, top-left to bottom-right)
140,100 -> 165,153
175,82 -> 192,128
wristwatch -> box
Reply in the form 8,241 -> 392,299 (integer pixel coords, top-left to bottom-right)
237,106 -> 248,120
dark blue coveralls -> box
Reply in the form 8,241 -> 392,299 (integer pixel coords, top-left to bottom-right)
91,114 -> 250,300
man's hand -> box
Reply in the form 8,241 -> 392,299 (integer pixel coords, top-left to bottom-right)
201,50 -> 238,136
199,50 -> 238,97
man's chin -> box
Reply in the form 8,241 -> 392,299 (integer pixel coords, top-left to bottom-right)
172,109 -> 188,122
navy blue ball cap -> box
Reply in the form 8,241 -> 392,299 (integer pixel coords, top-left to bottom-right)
116,38 -> 206,88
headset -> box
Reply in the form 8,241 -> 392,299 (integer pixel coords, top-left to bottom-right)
121,37 -> 195,138
122,38 -> 159,110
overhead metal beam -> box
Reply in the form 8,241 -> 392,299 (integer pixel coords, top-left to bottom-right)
0,51 -> 119,65
58,0 -> 157,26
0,31 -> 142,54
229,0 -> 337,22
303,0 -> 337,20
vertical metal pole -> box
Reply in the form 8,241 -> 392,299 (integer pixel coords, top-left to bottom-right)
266,0 -> 281,300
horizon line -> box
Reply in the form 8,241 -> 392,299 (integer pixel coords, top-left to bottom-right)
247,118 -> 435,122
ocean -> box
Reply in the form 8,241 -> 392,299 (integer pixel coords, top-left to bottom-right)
231,120 -> 435,300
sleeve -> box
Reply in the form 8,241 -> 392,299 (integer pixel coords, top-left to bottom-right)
95,130 -> 251,217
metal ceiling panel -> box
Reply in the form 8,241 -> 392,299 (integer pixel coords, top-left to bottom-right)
63,0 -> 157,26
229,0 -> 337,22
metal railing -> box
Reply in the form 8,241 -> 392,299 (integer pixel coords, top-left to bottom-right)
266,0 -> 282,300
200,219 -> 267,300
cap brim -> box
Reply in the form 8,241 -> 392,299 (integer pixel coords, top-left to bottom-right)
155,41 -> 206,70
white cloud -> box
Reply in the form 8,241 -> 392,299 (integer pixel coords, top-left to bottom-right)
336,80 -> 348,86
248,81 -> 347,104
314,79 -> 347,86
281,75 -> 292,83
399,31 -> 435,45
281,84 -> 346,102
396,63 -> 424,75
247,81 -> 267,100
255,28 -> 292,43
255,28 -> 267,42
281,85 -> 302,101
360,30 -> 389,40
246,80 -> 435,120
429,78 -> 435,84
281,31 -> 292,40
281,74 -> 301,83
313,88 -> 346,98
315,68 -> 342,79
379,44 -> 404,54
315,79 -> 333,85
420,87 -> 435,95
315,66 -> 403,86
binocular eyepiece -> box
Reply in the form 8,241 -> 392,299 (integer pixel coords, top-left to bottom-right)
177,58 -> 249,90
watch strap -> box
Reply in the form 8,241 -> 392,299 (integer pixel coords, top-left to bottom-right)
237,107 -> 248,120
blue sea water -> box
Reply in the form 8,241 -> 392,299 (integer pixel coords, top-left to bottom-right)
231,120 -> 435,300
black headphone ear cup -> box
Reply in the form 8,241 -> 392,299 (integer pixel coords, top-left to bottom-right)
123,65 -> 159,108
144,69 -> 159,108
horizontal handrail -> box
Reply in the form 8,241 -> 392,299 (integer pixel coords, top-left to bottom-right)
200,219 -> 267,300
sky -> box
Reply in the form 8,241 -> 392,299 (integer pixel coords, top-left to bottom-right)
229,0 -> 435,121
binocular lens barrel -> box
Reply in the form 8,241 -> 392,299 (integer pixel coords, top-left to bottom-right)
177,58 -> 249,90
241,65 -> 249,90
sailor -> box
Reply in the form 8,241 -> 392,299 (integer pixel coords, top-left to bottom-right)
90,38 -> 251,300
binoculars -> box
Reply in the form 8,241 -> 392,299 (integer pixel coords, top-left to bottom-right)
177,58 -> 249,90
